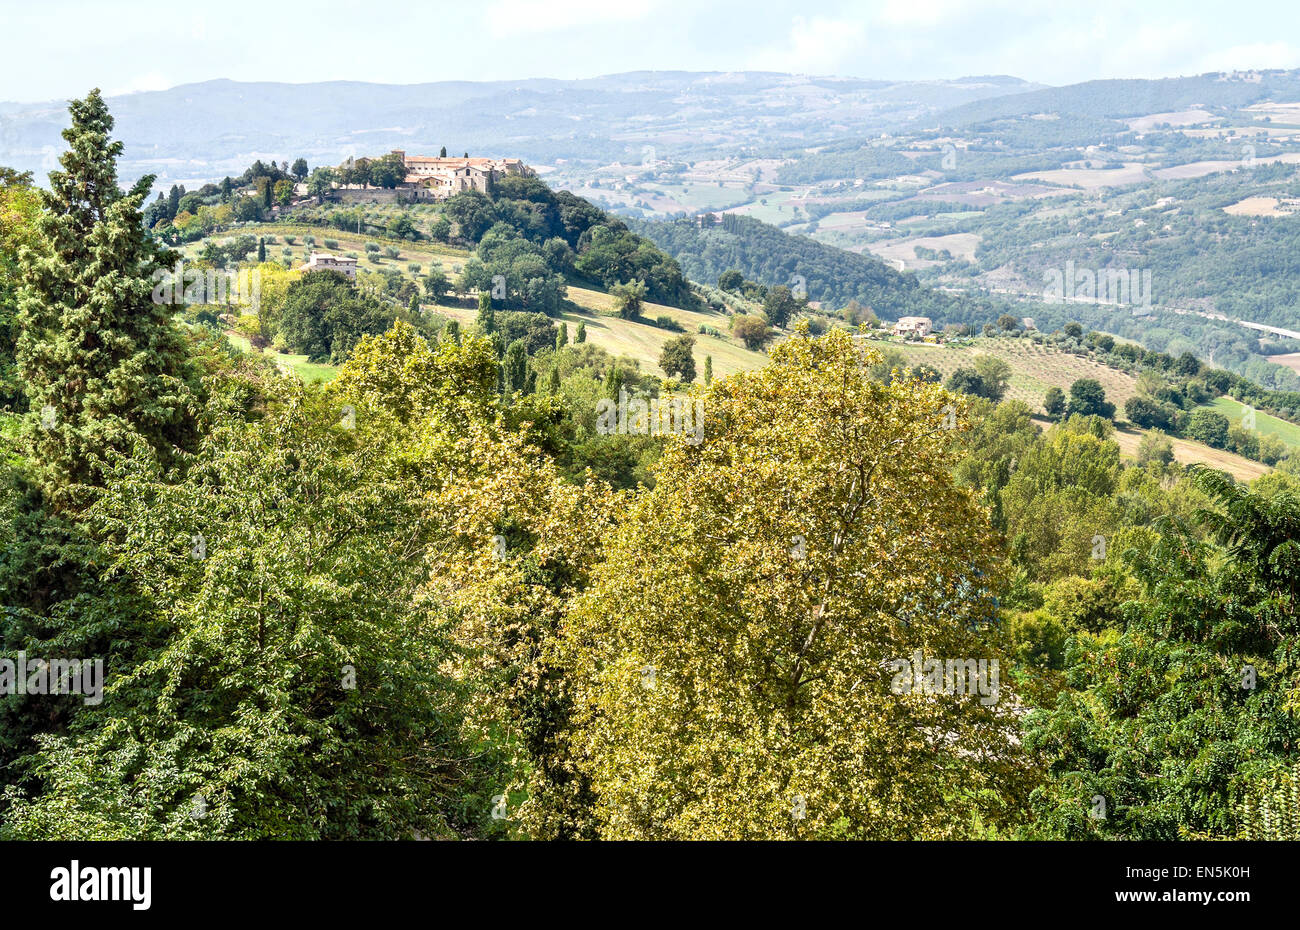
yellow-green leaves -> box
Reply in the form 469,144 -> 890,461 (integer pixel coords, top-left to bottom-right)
560,328 -> 1027,838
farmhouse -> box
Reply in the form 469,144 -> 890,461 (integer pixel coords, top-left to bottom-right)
392,150 -> 533,200
299,252 -> 357,278
891,316 -> 933,338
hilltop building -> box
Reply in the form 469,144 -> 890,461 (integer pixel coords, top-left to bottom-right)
391,150 -> 533,199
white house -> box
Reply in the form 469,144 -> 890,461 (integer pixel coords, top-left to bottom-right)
300,252 -> 357,278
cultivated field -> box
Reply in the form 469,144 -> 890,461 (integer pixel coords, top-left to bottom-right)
1124,109 -> 1216,132
1015,164 -> 1149,189
1223,196 -> 1292,217
866,232 -> 981,267
1269,351 -> 1300,374
882,336 -> 1140,412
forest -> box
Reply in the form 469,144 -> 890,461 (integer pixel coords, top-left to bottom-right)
2,92 -> 1299,841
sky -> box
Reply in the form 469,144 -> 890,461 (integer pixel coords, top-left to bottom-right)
2,0 -> 1299,103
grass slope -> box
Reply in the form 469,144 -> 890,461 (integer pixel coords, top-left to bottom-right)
1206,396 -> 1300,449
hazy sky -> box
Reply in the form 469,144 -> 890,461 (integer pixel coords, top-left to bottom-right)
3,0 -> 1299,102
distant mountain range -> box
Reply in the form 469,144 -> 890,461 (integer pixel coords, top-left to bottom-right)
936,70 -> 1300,125
0,72 -> 1042,189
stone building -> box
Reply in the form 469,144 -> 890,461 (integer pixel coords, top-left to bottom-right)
390,151 -> 533,199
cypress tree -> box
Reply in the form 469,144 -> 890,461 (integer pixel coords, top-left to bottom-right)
704,354 -> 713,385
556,321 -> 568,349
257,236 -> 266,262
504,339 -> 527,395
476,290 -> 495,334
604,364 -> 624,400
17,89 -> 196,509
575,321 -> 586,344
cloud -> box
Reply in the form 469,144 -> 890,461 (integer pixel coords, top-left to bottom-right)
486,0 -> 660,37
872,0 -> 978,27
747,16 -> 868,74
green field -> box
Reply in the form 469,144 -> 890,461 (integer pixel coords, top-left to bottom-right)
1206,395 -> 1300,448
224,330 -> 339,383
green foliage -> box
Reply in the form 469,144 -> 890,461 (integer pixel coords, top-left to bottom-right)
761,284 -> 801,328
16,90 -> 198,510
1187,408 -> 1231,448
945,358 -> 1009,403
277,270 -> 395,364
1043,386 -> 1066,418
1024,467 -> 1300,839
560,329 -> 1029,838
1137,429 -> 1175,466
630,211 -> 935,316
658,334 -> 696,382
0,169 -> 39,410
1067,378 -> 1115,420
610,279 -> 647,320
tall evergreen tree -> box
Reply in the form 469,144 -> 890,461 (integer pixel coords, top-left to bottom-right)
17,89 -> 196,509
575,321 -> 586,344
503,339 -> 528,395
476,290 -> 495,334
604,364 -> 624,400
